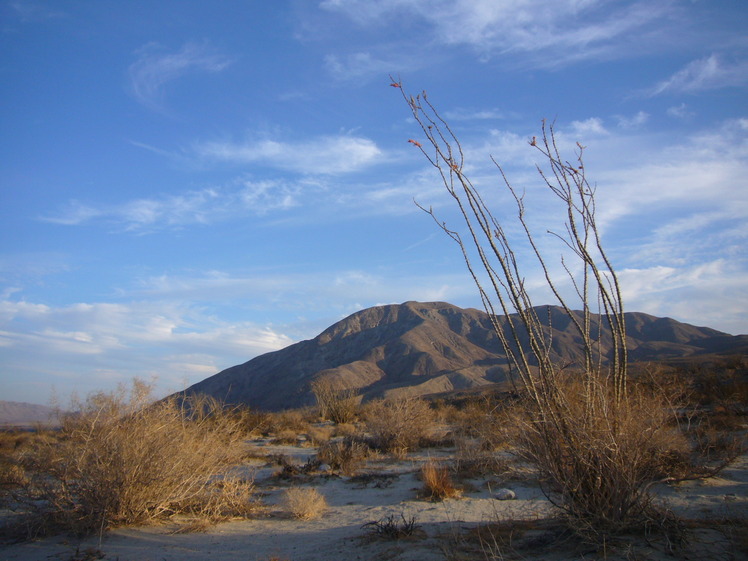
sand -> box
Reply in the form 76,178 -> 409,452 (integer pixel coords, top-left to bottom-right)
2,438 -> 746,561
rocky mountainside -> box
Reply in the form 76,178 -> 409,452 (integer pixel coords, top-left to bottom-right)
181,301 -> 747,411
0,401 -> 59,427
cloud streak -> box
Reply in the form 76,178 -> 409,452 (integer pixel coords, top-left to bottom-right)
129,42 -> 233,110
195,134 -> 383,174
648,54 -> 748,96
321,0 -> 674,68
39,179 -> 307,231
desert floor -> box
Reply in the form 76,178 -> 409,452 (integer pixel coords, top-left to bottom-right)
2,435 -> 747,561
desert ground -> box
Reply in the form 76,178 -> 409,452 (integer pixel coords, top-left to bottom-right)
2,428 -> 746,561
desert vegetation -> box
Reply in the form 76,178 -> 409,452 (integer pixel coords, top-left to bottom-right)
0,359 -> 745,559
393,79 -> 747,544
1,380 -> 259,538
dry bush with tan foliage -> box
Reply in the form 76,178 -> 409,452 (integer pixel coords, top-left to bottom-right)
11,380 -> 258,538
420,460 -> 461,501
311,378 -> 360,424
362,397 -> 435,456
511,376 -> 690,535
317,436 -> 370,475
282,487 -> 327,520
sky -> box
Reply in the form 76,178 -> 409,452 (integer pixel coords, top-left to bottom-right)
1,0 -> 747,405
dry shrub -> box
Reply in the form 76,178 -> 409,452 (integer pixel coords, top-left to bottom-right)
332,422 -> 358,438
317,437 -> 370,475
362,398 -> 435,455
311,378 -> 360,424
13,380 -> 257,537
362,512 -> 420,540
453,438 -> 509,479
306,425 -> 334,446
282,487 -> 327,520
420,460 -> 461,501
512,377 -> 684,537
267,410 -> 310,434
272,429 -> 301,445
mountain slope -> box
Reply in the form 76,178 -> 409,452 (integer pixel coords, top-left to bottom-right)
0,401 -> 59,427
181,301 -> 747,411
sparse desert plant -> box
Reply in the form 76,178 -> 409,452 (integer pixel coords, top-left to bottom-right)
317,436 -> 370,475
267,410 -> 311,435
362,512 -> 420,540
362,397 -> 435,455
420,460 -> 461,501
272,428 -> 301,445
311,378 -> 360,424
395,81 -> 684,537
12,380 -> 257,538
511,377 -> 685,534
282,487 -> 327,520
306,425 -> 334,446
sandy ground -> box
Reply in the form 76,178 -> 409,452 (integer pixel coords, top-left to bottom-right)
2,438 -> 747,561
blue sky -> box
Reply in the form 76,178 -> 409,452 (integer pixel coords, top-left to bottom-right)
1,1 -> 747,405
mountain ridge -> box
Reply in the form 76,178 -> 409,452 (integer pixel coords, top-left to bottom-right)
181,301 -> 748,411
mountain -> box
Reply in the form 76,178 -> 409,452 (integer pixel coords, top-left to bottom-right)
180,301 -> 747,411
0,401 -> 59,427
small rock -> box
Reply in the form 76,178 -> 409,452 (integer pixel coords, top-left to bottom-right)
494,488 -> 516,500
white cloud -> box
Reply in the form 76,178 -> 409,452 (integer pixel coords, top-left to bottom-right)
0,296 -> 294,398
649,54 -> 748,96
195,134 -> 383,174
666,103 -> 694,119
615,111 -> 649,130
325,52 -> 411,81
570,117 -> 608,136
619,260 -> 748,334
128,42 -> 233,110
321,0 -> 674,67
40,179 -> 307,231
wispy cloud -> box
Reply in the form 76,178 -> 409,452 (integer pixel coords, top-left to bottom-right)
8,1 -> 65,22
321,0 -> 674,68
648,54 -> 748,96
615,111 -> 649,130
195,134 -> 383,174
40,179 -> 306,231
128,42 -> 233,111
0,296 -> 294,396
325,52 -> 412,82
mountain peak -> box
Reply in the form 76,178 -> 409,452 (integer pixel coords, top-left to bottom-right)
180,302 -> 746,411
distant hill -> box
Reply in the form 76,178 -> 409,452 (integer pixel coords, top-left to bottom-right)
0,401 -> 59,427
180,301 -> 748,411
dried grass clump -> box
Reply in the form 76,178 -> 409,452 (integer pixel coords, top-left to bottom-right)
13,380 -> 257,538
362,398 -> 435,456
420,460 -> 461,501
282,487 -> 327,520
311,378 -> 360,424
317,437 -> 370,475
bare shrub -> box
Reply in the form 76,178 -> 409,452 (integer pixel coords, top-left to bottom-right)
394,81 -> 678,537
311,378 -> 359,424
13,380 -> 257,537
453,438 -> 509,479
512,377 -> 685,534
267,410 -> 310,435
306,425 -> 334,446
282,487 -> 327,520
362,512 -> 420,540
317,437 -> 370,475
332,422 -> 358,438
363,398 -> 435,456
272,429 -> 301,445
420,460 -> 461,501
